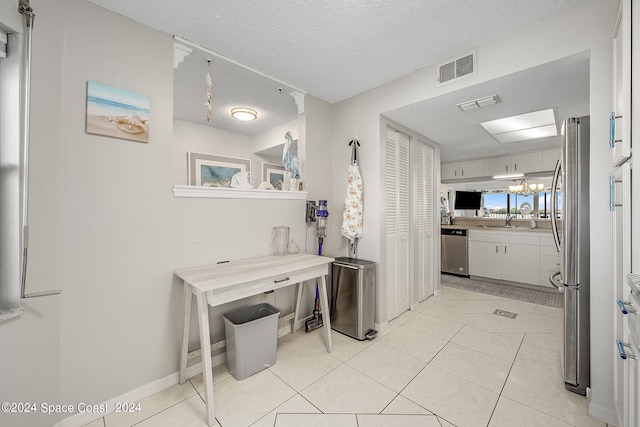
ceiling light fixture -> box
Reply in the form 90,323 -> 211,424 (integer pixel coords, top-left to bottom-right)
456,94 -> 501,112
509,178 -> 545,196
492,173 -> 524,180
231,107 -> 257,121
481,108 -> 558,144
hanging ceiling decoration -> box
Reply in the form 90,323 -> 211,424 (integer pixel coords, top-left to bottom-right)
205,59 -> 212,122
509,177 -> 545,196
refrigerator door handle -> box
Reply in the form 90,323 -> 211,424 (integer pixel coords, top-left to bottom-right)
549,270 -> 564,292
550,159 -> 562,252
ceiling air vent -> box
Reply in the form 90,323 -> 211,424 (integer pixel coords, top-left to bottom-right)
437,51 -> 476,86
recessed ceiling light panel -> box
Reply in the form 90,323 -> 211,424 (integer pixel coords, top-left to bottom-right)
481,108 -> 557,144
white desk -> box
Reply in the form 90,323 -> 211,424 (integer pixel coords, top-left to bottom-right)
175,253 -> 334,427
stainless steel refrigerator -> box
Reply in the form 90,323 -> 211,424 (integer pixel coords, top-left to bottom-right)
549,115 -> 590,395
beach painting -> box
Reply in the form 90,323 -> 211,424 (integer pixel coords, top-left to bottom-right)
262,162 -> 286,190
86,81 -> 150,143
188,152 -> 251,187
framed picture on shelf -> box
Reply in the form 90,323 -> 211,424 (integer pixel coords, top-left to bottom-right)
188,152 -> 251,187
262,162 -> 286,190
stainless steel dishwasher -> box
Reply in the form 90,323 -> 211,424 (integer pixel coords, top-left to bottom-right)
330,257 -> 377,341
441,228 -> 469,276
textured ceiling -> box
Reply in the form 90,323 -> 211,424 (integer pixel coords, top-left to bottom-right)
87,0 -> 590,104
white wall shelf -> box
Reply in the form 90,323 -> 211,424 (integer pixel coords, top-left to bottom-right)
173,185 -> 307,200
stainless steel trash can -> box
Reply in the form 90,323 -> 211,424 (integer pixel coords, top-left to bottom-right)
330,257 -> 376,341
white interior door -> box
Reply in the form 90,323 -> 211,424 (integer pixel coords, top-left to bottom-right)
384,127 -> 409,319
413,140 -> 434,304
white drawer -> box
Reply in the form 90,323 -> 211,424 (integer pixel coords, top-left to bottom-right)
540,254 -> 561,271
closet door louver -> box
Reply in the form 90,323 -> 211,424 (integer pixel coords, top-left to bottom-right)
385,128 -> 409,319
414,141 -> 434,302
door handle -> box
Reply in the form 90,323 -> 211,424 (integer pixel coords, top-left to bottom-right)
549,270 -> 564,292
610,112 -> 622,148
616,339 -> 636,360
617,299 -> 636,315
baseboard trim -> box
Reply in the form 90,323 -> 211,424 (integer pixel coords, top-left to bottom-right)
586,391 -> 618,426
57,370 -> 181,427
57,318 -> 299,427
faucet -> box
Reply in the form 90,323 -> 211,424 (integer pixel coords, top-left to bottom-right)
505,214 -> 516,227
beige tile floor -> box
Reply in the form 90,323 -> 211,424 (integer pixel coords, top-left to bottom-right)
84,284 -> 612,427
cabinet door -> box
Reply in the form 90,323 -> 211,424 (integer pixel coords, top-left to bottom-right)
441,162 -> 459,180
625,332 -> 639,427
469,241 -> 501,280
483,156 -> 512,176
512,152 -> 543,174
612,0 -> 631,166
542,149 -> 561,171
459,159 -> 484,178
612,163 -> 632,425
501,243 -> 539,285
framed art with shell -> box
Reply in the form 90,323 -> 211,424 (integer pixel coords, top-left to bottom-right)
86,80 -> 150,143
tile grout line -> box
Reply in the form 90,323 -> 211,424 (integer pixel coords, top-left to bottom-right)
485,332 -> 526,426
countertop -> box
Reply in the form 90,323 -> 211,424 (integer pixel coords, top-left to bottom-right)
441,223 -> 553,234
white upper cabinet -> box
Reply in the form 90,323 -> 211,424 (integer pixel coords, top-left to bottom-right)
484,151 -> 542,176
612,0 -> 631,165
442,149 -> 557,181
441,162 -> 459,180
542,148 -> 561,171
511,152 -> 543,174
483,155 -> 512,176
483,153 -> 542,176
442,159 -> 483,180
460,159 -> 484,178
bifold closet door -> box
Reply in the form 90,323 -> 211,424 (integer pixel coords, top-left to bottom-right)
384,127 -> 409,320
413,140 -> 434,303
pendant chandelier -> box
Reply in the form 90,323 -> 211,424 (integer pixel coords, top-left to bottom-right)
509,178 -> 545,196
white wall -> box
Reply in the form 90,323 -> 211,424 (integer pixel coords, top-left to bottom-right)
1,0 -> 310,421
329,0 -> 616,421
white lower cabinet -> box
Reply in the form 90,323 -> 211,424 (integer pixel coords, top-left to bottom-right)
539,236 -> 561,288
502,243 -> 539,284
469,230 -> 543,286
468,241 -> 502,280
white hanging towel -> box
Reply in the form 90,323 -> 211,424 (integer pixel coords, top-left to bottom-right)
341,162 -> 363,242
